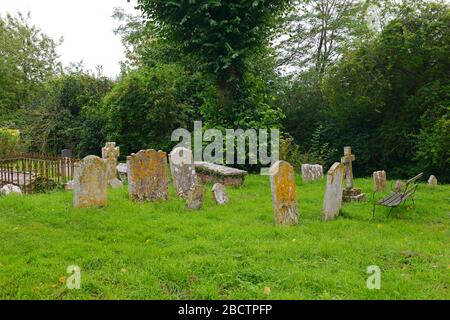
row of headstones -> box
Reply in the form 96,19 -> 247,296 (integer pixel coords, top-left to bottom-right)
73,144 -> 228,209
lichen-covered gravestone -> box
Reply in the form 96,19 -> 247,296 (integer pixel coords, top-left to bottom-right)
428,175 -> 438,186
73,155 -> 108,209
373,170 -> 387,192
269,161 -> 299,225
169,147 -> 196,198
127,150 -> 168,202
186,184 -> 206,210
393,180 -> 406,192
301,164 -> 324,182
322,162 -> 345,221
212,183 -> 228,205
102,142 -> 123,189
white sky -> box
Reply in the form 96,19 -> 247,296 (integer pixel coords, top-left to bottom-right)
0,0 -> 140,78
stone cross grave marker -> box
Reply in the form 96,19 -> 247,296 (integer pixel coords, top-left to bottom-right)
73,155 -> 108,209
169,147 -> 197,198
127,150 -> 169,202
269,161 -> 299,225
341,147 -> 366,202
322,162 -> 345,221
102,142 -> 123,189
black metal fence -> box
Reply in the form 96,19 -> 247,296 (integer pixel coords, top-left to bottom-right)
0,152 -> 77,194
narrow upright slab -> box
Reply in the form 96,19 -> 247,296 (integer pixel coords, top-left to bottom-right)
73,155 -> 108,208
301,164 -> 324,182
186,184 -> 206,210
102,142 -> 123,188
428,175 -> 438,186
322,162 -> 345,221
127,150 -> 168,202
212,183 -> 228,205
269,161 -> 299,225
373,170 -> 387,192
169,147 -> 196,198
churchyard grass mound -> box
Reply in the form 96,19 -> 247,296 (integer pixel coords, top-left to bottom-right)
0,175 -> 448,299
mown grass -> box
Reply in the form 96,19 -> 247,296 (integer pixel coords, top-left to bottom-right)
0,175 -> 448,300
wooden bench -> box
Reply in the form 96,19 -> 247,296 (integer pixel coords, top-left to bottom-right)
372,173 -> 423,218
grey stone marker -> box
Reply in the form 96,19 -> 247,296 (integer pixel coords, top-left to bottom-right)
61,149 -> 73,158
73,155 -> 108,209
212,183 -> 228,205
428,175 -> 438,186
0,184 -> 22,196
116,163 -> 128,182
186,184 -> 206,210
169,147 -> 197,198
301,164 -> 324,182
102,142 -> 123,189
322,162 -> 345,221
269,160 -> 299,225
127,149 -> 169,202
373,170 -> 387,192
393,180 -> 406,192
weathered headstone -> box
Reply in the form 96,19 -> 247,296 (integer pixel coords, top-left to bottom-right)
0,184 -> 22,196
169,147 -> 196,198
102,142 -> 123,189
73,155 -> 108,208
186,184 -> 206,210
322,163 -> 345,221
212,183 -> 228,205
341,147 -> 366,202
127,150 -> 168,202
393,180 -> 406,192
116,163 -> 128,182
301,164 -> 324,182
373,170 -> 387,192
269,161 -> 299,225
428,175 -> 438,186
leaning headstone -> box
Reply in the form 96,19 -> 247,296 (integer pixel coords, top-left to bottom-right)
428,175 -> 438,186
186,184 -> 206,210
341,147 -> 366,202
373,170 -> 387,192
0,184 -> 22,196
127,150 -> 168,202
212,183 -> 228,205
322,163 -> 345,221
102,142 -> 123,189
169,147 -> 196,198
301,164 -> 324,182
73,155 -> 108,209
269,161 -> 299,225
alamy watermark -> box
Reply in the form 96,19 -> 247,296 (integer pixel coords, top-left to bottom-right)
366,265 -> 381,290
66,265 -> 81,290
171,121 -> 280,175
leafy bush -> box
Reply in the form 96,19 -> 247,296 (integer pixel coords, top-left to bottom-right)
0,128 -> 21,158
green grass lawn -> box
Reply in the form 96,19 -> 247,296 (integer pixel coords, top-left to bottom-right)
0,175 -> 449,300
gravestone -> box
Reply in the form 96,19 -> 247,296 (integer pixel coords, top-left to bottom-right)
269,161 -> 299,225
322,162 -> 345,221
393,180 -> 406,192
169,147 -> 196,198
341,147 -> 366,202
428,175 -> 438,186
102,142 -> 123,189
0,184 -> 22,196
301,164 -> 324,182
195,162 -> 247,187
61,149 -> 73,158
116,163 -> 128,182
186,184 -> 206,210
373,170 -> 387,192
127,150 -> 168,202
73,155 -> 108,209
212,183 -> 228,205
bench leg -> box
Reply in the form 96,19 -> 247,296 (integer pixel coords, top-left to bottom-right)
388,207 -> 394,218
372,204 -> 376,220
